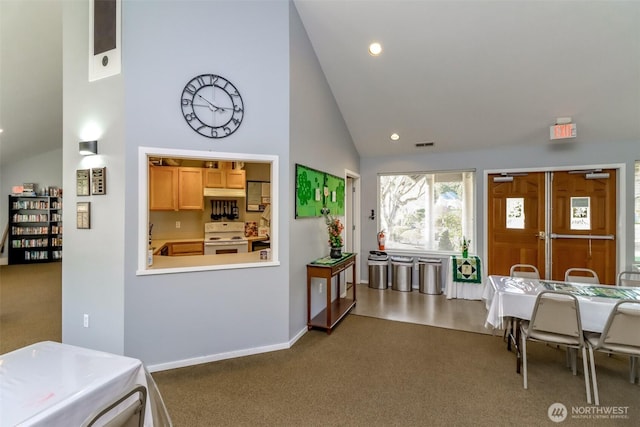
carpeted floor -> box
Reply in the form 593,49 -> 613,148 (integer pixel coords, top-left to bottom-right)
2,263 -> 638,425
153,315 -> 639,426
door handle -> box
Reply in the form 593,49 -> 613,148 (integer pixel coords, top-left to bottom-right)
537,231 -> 545,239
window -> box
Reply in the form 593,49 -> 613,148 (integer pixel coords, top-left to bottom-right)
378,171 -> 475,253
137,147 -> 278,275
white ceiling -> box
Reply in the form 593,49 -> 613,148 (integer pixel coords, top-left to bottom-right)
294,0 -> 640,157
1,1 -> 639,167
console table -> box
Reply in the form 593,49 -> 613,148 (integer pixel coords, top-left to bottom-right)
306,253 -> 357,334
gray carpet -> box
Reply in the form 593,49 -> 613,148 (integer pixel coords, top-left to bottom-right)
2,263 -> 638,425
153,315 -> 639,426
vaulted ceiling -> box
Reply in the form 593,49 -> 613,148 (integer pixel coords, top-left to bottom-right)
1,1 -> 639,167
294,0 -> 640,157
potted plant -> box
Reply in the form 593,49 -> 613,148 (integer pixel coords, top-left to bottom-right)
325,214 -> 344,258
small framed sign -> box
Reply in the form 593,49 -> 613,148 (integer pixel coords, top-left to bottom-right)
76,169 -> 90,196
77,202 -> 91,229
91,167 -> 107,195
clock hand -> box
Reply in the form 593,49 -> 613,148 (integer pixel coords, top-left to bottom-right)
196,94 -> 220,111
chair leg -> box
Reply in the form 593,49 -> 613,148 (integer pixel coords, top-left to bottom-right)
630,356 -> 637,384
522,332 -> 528,389
588,344 -> 599,406
581,346 -> 592,404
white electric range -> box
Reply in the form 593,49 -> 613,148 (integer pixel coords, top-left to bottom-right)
204,222 -> 248,255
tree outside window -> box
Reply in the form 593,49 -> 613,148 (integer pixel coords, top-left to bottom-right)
379,171 -> 474,253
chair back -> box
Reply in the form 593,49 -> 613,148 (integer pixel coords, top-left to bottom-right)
565,267 -> 600,284
529,291 -> 583,342
597,300 -> 640,350
83,385 -> 147,427
510,264 -> 540,279
616,271 -> 640,287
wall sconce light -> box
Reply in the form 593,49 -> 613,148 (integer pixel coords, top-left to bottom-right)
79,140 -> 98,156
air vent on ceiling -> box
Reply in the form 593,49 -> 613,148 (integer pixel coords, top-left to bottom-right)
415,142 -> 434,148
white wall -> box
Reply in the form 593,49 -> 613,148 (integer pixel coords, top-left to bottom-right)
359,140 -> 640,281
289,3 -> 360,331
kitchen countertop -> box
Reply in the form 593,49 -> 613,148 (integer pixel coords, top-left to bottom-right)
148,250 -> 269,269
151,237 -> 268,254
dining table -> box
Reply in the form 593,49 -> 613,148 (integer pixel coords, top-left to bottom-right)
0,341 -> 172,427
484,275 -> 640,373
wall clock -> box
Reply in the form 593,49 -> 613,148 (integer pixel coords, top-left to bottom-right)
180,74 -> 244,138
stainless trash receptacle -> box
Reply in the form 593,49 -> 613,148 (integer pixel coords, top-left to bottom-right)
391,256 -> 413,292
368,251 -> 389,289
418,258 -> 442,294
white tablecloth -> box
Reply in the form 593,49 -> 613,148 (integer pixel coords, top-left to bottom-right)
484,275 -> 640,333
0,341 -> 171,427
445,256 -> 486,301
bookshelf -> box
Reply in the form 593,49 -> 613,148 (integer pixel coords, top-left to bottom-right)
8,195 -> 62,264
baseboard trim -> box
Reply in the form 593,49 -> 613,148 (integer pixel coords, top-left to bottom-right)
147,327 -> 309,373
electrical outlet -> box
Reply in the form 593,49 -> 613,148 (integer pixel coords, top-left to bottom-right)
175,221 -> 181,229
319,283 -> 323,293
83,314 -> 89,328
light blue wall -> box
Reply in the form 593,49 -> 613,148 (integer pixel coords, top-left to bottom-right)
289,4 -> 360,332
360,140 -> 640,281
122,0 -> 291,366
62,1 -> 126,353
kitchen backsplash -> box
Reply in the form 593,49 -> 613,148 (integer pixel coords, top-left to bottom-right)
149,203 -> 266,240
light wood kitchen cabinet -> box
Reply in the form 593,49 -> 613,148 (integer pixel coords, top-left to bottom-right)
168,241 -> 204,256
203,162 -> 246,189
150,166 -> 203,211
225,169 -> 246,189
204,169 -> 225,188
178,167 -> 204,210
149,166 -> 178,210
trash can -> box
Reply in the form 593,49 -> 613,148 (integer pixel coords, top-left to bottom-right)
368,251 -> 389,289
391,256 -> 414,292
418,258 -> 442,294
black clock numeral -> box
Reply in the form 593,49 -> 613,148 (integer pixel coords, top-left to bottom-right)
181,98 -> 192,106
224,126 -> 232,135
211,128 -> 218,138
184,83 -> 197,95
233,106 -> 243,113
231,118 -> 240,126
184,113 -> 197,121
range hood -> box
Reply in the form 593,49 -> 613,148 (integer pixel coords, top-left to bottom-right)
203,188 -> 246,198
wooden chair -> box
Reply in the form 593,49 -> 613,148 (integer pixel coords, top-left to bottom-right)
616,271 -> 640,287
520,291 -> 592,403
585,300 -> 640,405
564,268 -> 599,284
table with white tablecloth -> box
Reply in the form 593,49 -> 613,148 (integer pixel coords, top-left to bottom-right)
445,255 -> 487,301
0,341 -> 172,427
484,275 -> 640,333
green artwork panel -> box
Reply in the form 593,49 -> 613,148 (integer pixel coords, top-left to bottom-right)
295,164 -> 325,217
295,164 -> 346,218
324,173 -> 345,216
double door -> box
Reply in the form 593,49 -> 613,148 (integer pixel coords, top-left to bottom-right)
487,169 -> 616,284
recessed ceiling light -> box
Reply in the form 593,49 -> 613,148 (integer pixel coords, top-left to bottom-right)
390,133 -> 400,141
369,42 -> 382,56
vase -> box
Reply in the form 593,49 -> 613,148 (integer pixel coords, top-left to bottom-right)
462,249 -> 468,258
330,246 -> 343,259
